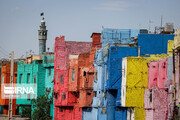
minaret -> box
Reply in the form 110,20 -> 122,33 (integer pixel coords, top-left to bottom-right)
38,17 -> 48,55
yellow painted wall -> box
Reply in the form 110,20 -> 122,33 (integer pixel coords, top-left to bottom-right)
126,57 -> 148,88
167,40 -> 174,55
134,107 -> 145,120
125,88 -> 144,108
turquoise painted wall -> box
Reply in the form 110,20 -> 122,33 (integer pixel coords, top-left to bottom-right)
16,60 -> 46,105
43,55 -> 54,120
16,56 -> 54,119
16,60 -> 45,117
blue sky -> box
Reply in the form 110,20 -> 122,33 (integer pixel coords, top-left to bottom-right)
0,0 -> 180,58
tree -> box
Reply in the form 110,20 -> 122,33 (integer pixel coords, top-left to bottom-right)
21,105 -> 32,119
31,89 -> 53,120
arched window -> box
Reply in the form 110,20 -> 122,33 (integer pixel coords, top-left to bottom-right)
60,75 -> 64,84
72,69 -> 75,81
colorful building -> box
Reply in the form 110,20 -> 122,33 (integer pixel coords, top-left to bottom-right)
43,55 -> 55,119
54,36 -> 91,120
80,33 -> 101,120
121,55 -> 168,120
16,56 -> 45,115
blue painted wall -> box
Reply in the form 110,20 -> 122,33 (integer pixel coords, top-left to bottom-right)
107,46 -> 138,90
115,107 -> 127,120
82,107 -> 98,120
98,107 -> 107,120
93,49 -> 106,108
138,34 -> 174,56
101,28 -> 146,48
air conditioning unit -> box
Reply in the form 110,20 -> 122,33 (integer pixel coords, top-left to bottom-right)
165,23 -> 174,32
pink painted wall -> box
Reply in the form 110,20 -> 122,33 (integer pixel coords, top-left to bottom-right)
153,109 -> 168,120
167,93 -> 174,119
152,88 -> 168,109
157,58 -> 168,88
148,61 -> 158,88
144,88 -> 168,120
148,58 -> 168,89
144,89 -> 153,109
145,110 -> 153,120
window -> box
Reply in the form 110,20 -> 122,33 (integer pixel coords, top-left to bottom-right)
150,91 -> 152,102
27,73 -> 30,84
34,75 -> 36,84
46,88 -> 51,92
72,69 -> 75,81
48,68 -> 51,76
94,71 -> 97,81
15,74 -> 17,83
20,74 -> 23,84
59,107 -> 63,112
56,73 -> 59,83
87,92 -> 91,95
62,92 -> 66,100
54,93 -> 58,99
60,75 -> 64,84
93,91 -> 97,97
83,71 -> 86,76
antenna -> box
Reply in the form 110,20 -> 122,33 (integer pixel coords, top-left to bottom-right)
148,20 -> 153,33
29,49 -> 32,55
161,16 -> 163,27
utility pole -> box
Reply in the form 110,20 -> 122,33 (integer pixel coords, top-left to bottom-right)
8,51 -> 14,120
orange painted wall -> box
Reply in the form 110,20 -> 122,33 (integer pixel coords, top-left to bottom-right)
69,56 -> 79,92
0,62 -> 17,115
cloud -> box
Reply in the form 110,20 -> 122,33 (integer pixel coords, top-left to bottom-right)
11,6 -> 20,12
93,1 -> 135,11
